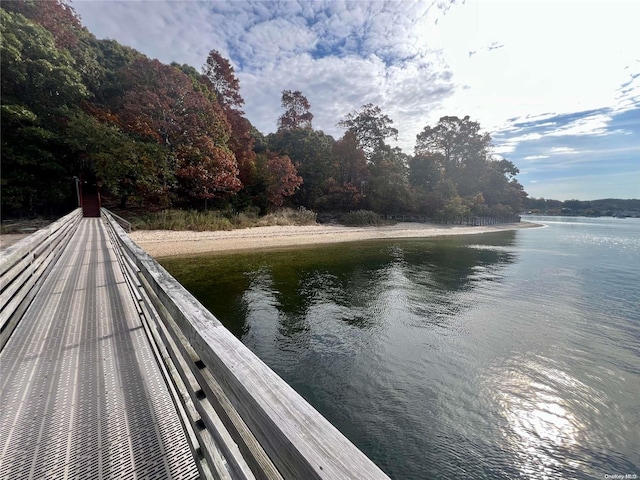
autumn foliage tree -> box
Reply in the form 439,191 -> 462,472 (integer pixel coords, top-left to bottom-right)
277,90 -> 313,131
264,153 -> 303,207
202,50 -> 258,192
114,58 -> 240,202
268,129 -> 334,209
203,50 -> 243,109
3,0 -> 83,50
201,52 -> 303,210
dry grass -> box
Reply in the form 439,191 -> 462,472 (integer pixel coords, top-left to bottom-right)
130,207 -> 317,231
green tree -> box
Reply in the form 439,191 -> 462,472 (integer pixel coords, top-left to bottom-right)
415,116 -> 490,196
409,153 -> 446,216
441,195 -> 470,222
478,159 -> 526,214
268,129 -> 334,208
1,9 -> 88,111
3,0 -> 84,50
1,8 -> 89,214
4,0 -> 110,102
366,147 -> 411,214
415,116 -> 527,215
321,131 -> 369,210
409,153 -> 443,192
92,39 -> 142,103
63,111 -> 172,207
332,131 -> 369,186
337,103 -> 398,160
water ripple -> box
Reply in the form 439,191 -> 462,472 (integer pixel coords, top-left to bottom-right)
483,354 -> 636,478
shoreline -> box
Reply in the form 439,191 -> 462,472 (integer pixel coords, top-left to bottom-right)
130,221 -> 542,258
1,222 -> 542,257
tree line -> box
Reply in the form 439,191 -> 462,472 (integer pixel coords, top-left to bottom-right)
524,198 -> 640,217
1,1 -> 527,220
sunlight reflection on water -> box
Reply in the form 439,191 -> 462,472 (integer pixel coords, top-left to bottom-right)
486,356 -> 605,479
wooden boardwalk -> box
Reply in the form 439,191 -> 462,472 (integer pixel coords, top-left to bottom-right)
1,211 -> 391,480
0,218 -> 198,479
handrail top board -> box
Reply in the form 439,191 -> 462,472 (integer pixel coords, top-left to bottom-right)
0,209 -> 81,274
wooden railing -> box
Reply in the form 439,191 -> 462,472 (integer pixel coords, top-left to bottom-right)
0,208 -> 82,349
106,209 -> 132,232
102,208 -> 390,480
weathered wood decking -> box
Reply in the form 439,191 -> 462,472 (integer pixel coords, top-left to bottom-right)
1,210 -> 391,480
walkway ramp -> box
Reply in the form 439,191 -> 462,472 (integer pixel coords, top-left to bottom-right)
0,218 -> 198,479
1,210 -> 391,480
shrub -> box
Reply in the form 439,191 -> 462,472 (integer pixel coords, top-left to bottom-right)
341,210 -> 384,226
130,207 -> 317,231
257,207 -> 317,226
131,210 -> 233,231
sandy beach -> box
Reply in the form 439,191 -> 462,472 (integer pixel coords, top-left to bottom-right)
129,221 -> 541,258
1,221 -> 541,257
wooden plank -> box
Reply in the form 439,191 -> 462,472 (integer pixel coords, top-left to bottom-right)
0,252 -> 34,296
0,208 -> 80,297
32,212 -> 79,259
193,355 -> 283,480
0,209 -> 80,276
135,294 -> 216,480
104,213 -> 221,480
0,257 -> 36,312
0,266 -> 40,348
1,217 -> 200,479
1,211 -> 81,344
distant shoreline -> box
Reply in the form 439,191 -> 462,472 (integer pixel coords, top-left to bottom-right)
129,221 -> 542,258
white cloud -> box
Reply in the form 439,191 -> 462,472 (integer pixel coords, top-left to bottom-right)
524,155 -> 550,160
72,0 -> 640,160
492,132 -> 545,156
547,113 -> 613,137
492,144 -> 517,155
428,0 -> 640,133
510,133 -> 544,142
238,51 -> 455,148
550,147 -> 580,155
238,18 -> 317,66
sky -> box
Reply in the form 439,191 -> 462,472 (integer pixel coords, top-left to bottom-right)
71,0 -> 640,200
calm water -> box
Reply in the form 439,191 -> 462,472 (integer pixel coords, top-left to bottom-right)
162,217 -> 640,479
